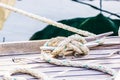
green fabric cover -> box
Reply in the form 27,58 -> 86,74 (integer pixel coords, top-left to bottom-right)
30,14 -> 120,40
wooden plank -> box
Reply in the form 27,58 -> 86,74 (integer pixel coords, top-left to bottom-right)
0,36 -> 119,80
0,40 -> 46,55
0,36 -> 119,54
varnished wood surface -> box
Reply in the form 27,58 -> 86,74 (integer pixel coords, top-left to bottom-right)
0,36 -> 120,80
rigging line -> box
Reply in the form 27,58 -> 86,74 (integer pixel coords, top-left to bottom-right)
100,0 -> 102,13
72,0 -> 120,18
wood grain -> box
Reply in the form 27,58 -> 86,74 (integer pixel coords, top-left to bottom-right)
0,36 -> 119,80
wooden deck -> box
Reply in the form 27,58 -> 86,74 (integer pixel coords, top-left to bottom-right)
0,36 -> 120,80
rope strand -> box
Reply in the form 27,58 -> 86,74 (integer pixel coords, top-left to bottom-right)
0,3 -> 95,36
3,34 -> 118,80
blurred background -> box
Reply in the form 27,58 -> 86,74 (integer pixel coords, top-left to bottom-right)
0,0 -> 120,42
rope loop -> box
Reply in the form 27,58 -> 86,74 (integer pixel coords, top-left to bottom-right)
2,68 -> 49,80
40,34 -> 117,80
40,34 -> 89,58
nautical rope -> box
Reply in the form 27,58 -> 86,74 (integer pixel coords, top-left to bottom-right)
2,34 -> 118,80
41,52 -> 117,76
40,34 -> 104,58
40,34 -> 117,79
2,68 -> 49,80
0,3 -> 95,36
41,35 -> 87,58
0,3 -> 118,80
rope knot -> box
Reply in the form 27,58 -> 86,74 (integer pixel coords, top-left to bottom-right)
40,34 -> 89,58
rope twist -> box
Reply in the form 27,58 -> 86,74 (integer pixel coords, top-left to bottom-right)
0,3 -> 118,80
40,34 -> 89,58
2,68 -> 49,80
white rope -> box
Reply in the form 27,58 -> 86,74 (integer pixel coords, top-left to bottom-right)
41,52 -> 117,76
0,3 -> 95,36
0,2 -> 118,80
40,34 -> 105,57
40,34 -> 117,80
2,68 -> 50,80
2,33 -> 117,80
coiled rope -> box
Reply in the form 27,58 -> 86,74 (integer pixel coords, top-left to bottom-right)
3,34 -> 118,80
40,34 -> 89,58
40,34 -> 117,79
